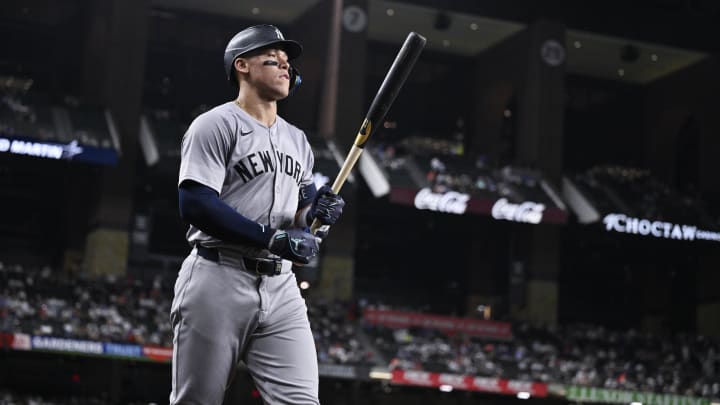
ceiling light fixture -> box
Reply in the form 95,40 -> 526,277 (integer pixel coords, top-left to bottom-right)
251,7 -> 260,15
386,8 -> 395,16
573,41 -> 582,48
469,22 -> 478,30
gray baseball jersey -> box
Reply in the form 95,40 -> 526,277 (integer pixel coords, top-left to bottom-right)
170,102 -> 320,405
178,101 -> 315,258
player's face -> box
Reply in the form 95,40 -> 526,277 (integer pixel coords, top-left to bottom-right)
244,48 -> 291,100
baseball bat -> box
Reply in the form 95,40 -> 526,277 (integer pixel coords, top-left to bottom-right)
311,31 -> 427,234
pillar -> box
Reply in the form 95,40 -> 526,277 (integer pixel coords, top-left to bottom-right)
80,0 -> 149,275
471,19 -> 566,323
289,0 -> 369,300
643,56 -> 720,335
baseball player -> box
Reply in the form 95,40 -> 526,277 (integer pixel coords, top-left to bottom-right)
170,24 -> 345,405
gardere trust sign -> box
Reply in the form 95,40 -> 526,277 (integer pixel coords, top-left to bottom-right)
603,213 -> 720,242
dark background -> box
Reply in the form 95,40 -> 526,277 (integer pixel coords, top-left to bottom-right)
0,0 -> 719,403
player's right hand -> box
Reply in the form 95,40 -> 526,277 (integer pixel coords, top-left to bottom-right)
310,185 -> 345,225
267,228 -> 320,264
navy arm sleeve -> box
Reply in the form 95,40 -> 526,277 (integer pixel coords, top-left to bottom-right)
178,180 -> 275,247
298,183 -> 317,226
298,183 -> 317,209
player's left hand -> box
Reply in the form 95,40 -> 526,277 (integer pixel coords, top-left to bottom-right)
268,228 -> 320,264
310,185 -> 345,225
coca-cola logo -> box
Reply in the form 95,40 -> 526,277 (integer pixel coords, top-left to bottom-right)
414,187 -> 469,215
491,198 -> 545,224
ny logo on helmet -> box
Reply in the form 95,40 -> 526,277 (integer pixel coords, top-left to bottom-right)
275,27 -> 284,40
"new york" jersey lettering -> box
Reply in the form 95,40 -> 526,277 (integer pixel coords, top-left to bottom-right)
233,149 -> 305,185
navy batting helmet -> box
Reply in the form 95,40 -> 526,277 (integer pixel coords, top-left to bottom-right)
224,24 -> 303,93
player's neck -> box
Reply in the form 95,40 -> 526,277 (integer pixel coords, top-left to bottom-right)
235,91 -> 277,128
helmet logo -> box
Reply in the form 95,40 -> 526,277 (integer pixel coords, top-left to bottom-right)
275,27 -> 284,40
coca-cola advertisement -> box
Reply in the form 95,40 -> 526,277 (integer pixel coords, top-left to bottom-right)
413,187 -> 470,214
390,186 -> 568,224
491,198 -> 545,224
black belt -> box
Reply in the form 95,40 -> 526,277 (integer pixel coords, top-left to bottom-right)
196,246 -> 283,276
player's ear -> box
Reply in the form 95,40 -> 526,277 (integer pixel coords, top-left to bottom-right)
234,58 -> 249,74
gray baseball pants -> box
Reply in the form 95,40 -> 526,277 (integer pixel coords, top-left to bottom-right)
169,248 -> 319,405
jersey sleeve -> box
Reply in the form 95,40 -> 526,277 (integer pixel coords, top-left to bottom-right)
178,112 -> 233,194
299,131 -> 315,189
294,131 -> 316,225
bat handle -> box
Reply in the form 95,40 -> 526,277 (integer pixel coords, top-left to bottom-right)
310,219 -> 329,235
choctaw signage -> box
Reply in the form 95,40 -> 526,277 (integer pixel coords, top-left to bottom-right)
389,186 -> 567,224
603,213 -> 720,243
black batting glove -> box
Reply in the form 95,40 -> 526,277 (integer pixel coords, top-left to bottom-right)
307,185 -> 345,225
267,228 -> 320,264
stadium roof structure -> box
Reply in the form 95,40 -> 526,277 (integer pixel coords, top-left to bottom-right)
150,0 -> 712,84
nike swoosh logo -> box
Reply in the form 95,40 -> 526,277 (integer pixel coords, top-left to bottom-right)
240,128 -> 253,136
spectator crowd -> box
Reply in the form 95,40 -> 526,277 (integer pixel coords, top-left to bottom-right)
1,261 -> 718,400
362,308 -> 719,398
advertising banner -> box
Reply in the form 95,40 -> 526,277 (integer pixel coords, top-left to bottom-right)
142,345 -> 173,362
603,213 -> 720,243
389,186 -> 568,224
565,386 -> 710,405
318,364 -> 366,380
11,334 -> 163,361
31,336 -> 104,354
0,332 -> 11,348
103,342 -> 143,358
363,308 -> 512,339
0,135 -> 118,166
11,333 -> 31,350
391,370 -> 548,397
